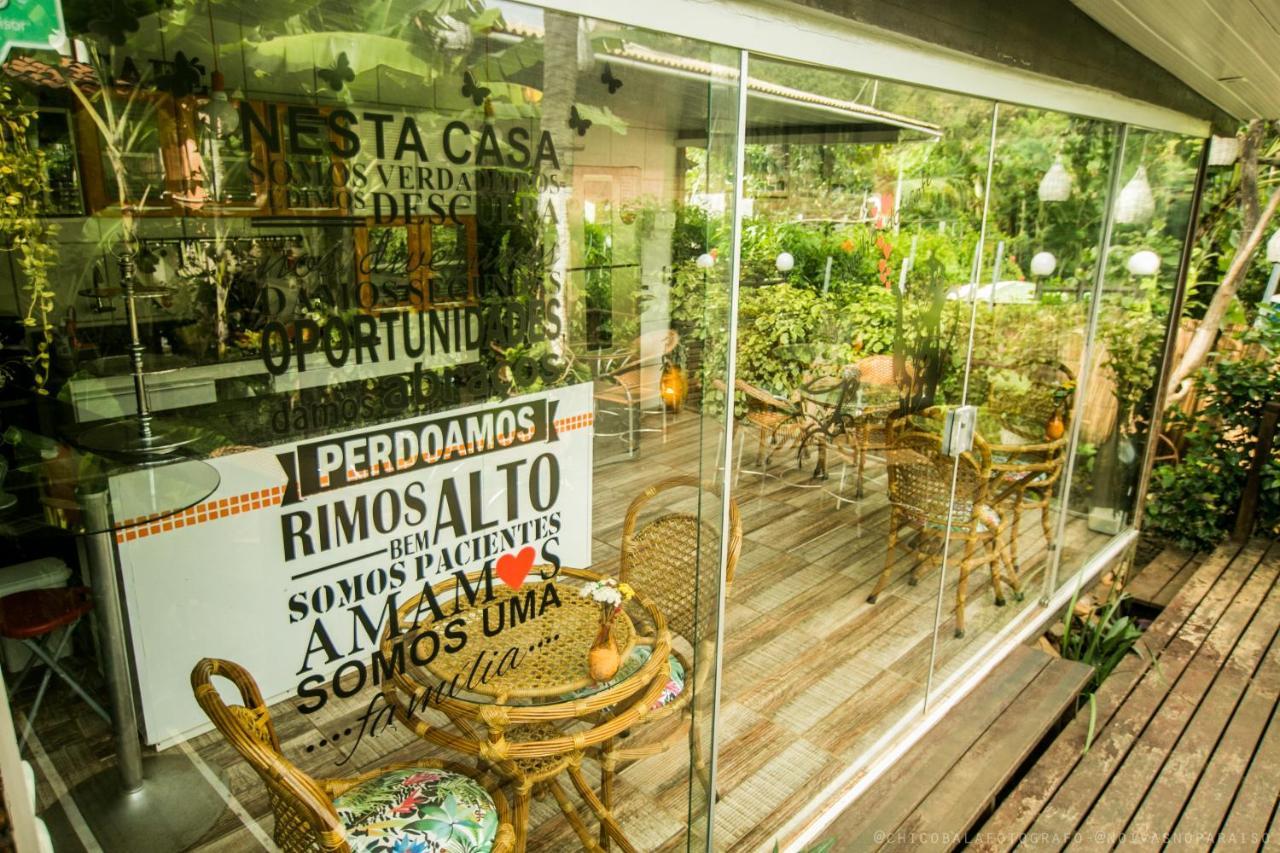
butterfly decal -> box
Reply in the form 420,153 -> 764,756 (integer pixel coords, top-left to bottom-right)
461,70 -> 491,106
318,52 -> 355,92
601,63 -> 622,95
568,105 -> 592,137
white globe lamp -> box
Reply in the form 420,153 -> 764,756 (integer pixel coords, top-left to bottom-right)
695,252 -> 715,269
1029,251 -> 1057,277
775,252 -> 795,273
1126,250 -> 1161,277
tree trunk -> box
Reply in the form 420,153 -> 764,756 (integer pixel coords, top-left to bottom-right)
1165,185 -> 1280,404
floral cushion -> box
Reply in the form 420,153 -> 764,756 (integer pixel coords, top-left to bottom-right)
333,768 -> 500,853
563,646 -> 686,709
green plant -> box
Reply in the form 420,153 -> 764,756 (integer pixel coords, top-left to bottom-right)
1058,590 -> 1146,694
0,82 -> 58,395
1146,314 -> 1280,549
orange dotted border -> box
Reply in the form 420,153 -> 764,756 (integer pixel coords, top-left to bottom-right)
115,485 -> 286,544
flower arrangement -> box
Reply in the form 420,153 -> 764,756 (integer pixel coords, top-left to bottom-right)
579,578 -> 635,681
579,577 -> 635,627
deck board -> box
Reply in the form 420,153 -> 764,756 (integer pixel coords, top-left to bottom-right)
972,539 -> 1280,853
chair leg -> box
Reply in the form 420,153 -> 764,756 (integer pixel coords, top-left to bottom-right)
735,428 -> 746,488
987,538 -> 1007,607
869,511 -> 898,604
547,776 -> 605,853
568,764 -> 640,853
855,441 -> 867,499
1009,498 -> 1024,572
600,744 -> 616,851
955,536 -> 977,638
512,783 -> 532,853
22,634 -> 110,724
1040,500 -> 1054,551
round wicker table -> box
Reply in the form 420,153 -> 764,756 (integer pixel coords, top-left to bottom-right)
380,566 -> 672,853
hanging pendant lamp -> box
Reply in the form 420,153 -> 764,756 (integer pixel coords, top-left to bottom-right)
1037,156 -> 1073,202
1114,165 -> 1155,225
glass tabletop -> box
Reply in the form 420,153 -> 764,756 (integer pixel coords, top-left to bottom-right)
0,427 -> 220,536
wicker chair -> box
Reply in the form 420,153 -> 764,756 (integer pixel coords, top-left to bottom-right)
191,658 -> 514,853
981,359 -> 1075,573
715,378 -> 805,483
594,329 -> 680,456
596,477 -> 743,836
990,436 -> 1068,572
868,429 -> 1019,638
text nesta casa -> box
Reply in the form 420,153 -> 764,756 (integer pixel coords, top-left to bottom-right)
242,103 -> 561,169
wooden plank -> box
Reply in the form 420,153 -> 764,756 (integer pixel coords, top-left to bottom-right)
1171,586 -> 1280,853
1125,548 -> 1194,608
881,658 -> 1093,852
969,540 -> 1250,852
822,645 -> 1050,851
1112,542 -> 1280,850
1152,553 -> 1207,609
1053,542 -> 1273,851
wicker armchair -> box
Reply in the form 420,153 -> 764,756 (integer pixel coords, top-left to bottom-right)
597,477 -> 743,834
191,658 -> 514,853
989,436 -> 1068,572
716,378 -> 805,483
594,329 -> 680,456
868,429 -> 1019,638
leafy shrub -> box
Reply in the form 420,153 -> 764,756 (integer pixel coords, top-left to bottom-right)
1145,314 -> 1280,550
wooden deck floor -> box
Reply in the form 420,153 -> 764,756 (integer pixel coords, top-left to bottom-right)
973,537 -> 1280,852
26,411 -> 1112,852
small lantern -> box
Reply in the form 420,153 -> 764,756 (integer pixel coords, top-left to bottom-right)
1037,157 -> 1073,202
1115,166 -> 1156,225
660,362 -> 687,413
1029,251 -> 1057,277
1126,250 -> 1161,277
775,252 -> 795,273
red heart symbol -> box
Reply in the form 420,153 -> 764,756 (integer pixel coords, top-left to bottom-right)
495,546 -> 536,590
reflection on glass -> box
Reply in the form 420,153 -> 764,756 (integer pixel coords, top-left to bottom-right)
712,55 -> 996,846
1059,128 -> 1200,589
932,106 -> 1117,678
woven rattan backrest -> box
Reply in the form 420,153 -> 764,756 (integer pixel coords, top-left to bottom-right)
191,658 -> 349,853
619,477 -> 742,643
885,430 -> 991,523
985,359 -> 1076,426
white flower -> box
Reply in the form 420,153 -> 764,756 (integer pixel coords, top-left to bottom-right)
592,587 -> 623,607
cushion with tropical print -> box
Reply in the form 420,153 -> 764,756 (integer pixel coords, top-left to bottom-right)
333,768 -> 500,853
563,646 -> 686,709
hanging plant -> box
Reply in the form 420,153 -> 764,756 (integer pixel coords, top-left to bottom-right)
0,83 -> 58,395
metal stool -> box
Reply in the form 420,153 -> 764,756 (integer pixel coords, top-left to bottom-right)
0,587 -> 110,749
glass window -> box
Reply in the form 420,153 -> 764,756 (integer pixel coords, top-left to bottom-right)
0,4 -> 739,851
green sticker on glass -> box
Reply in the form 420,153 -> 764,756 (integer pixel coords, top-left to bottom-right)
0,0 -> 67,63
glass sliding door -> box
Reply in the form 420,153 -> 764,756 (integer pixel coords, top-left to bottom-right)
711,54 -> 996,848
925,105 -> 1118,684
1056,127 -> 1203,591
3,2 -> 741,850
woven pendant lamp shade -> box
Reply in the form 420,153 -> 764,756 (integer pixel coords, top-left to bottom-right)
1115,165 -> 1155,225
1037,157 -> 1073,202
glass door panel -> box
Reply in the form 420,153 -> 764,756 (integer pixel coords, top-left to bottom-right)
714,55 -> 994,848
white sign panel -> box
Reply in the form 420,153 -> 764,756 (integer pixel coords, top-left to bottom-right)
114,383 -> 594,745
